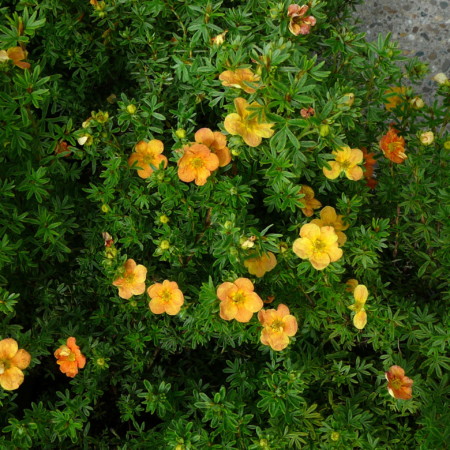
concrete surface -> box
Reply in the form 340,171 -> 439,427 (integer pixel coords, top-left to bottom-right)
354,0 -> 450,97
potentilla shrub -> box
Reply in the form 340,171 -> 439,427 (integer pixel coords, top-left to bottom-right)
0,0 -> 449,448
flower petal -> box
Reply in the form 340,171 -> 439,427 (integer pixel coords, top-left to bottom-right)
300,223 -> 321,240
234,278 -> 254,292
353,310 -> 367,329
323,161 -> 341,179
320,206 -> 337,224
292,237 -> 314,259
195,128 -> 215,147
0,338 -> 18,360
217,282 -> 236,301
147,139 -> 164,155
10,349 -> 31,370
0,367 -> 24,390
354,285 -> 368,304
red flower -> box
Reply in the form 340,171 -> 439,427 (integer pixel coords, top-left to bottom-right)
385,365 -> 413,400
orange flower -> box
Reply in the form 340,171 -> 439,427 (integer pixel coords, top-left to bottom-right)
219,68 -> 260,94
292,223 -> 343,270
224,97 -> 275,147
217,278 -> 263,323
323,146 -> 364,181
177,143 -> 220,186
244,252 -> 277,278
128,140 -> 168,179
54,337 -> 86,378
298,185 -> 321,217
194,128 -> 231,167
258,304 -> 298,351
310,206 -> 349,246
287,4 -> 317,36
147,280 -> 184,315
348,284 -> 368,329
112,259 -> 147,299
379,128 -> 407,164
385,365 -> 413,400
362,148 -> 377,188
0,47 -> 30,69
384,87 -> 407,111
0,338 -> 31,390
55,141 -> 71,157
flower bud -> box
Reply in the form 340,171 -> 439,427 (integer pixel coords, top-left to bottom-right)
126,104 -> 137,114
444,140 -> 450,150
409,96 -> 425,109
175,128 -> 186,139
159,215 -> 170,224
93,110 -> 109,124
101,204 -> 110,213
331,432 -> 340,441
420,131 -> 434,146
340,92 -> 355,107
432,72 -> 449,85
159,240 -> 170,250
211,30 -> 228,45
319,124 -> 330,137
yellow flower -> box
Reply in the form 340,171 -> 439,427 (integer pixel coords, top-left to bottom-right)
310,206 -> 349,246
258,304 -> 298,351
224,97 -> 275,147
112,259 -> 147,299
348,284 -> 368,330
298,185 -> 321,217
217,278 -> 263,323
219,68 -> 260,94
323,147 -> 363,181
0,47 -> 30,69
292,223 -> 343,270
384,87 -> 407,111
194,128 -> 231,167
0,338 -> 31,390
128,140 -> 168,179
147,280 -> 185,315
244,252 -> 277,277
177,143 -> 220,186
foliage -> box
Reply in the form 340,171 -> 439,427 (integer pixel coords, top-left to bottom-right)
0,0 -> 449,448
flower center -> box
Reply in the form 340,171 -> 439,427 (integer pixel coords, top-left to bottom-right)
340,160 -> 351,170
270,319 -> 284,333
143,154 -> 156,165
390,378 -> 402,390
313,238 -> 326,251
190,157 -> 205,169
125,273 -> 136,284
232,291 -> 246,304
160,289 -> 173,302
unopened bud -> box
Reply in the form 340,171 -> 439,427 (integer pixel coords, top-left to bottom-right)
432,72 -> 449,85
409,96 -> 425,109
159,240 -> 170,250
126,104 -> 137,114
319,124 -> 330,137
159,215 -> 170,224
175,128 -> 186,139
420,131 -> 434,146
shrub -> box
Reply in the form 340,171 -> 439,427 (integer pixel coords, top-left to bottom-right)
1,0 -> 449,447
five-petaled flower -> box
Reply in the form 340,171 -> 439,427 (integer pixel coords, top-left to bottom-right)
384,87 -> 407,111
310,206 -> 349,246
323,147 -> 364,181
219,68 -> 260,94
177,143 -> 220,186
54,337 -> 86,378
147,280 -> 185,315
298,185 -> 321,217
194,128 -> 231,167
362,148 -> 377,188
244,252 -> 277,278
379,128 -> 407,164
113,259 -> 147,299
0,46 -> 30,69
217,278 -> 263,322
224,97 -> 275,147
385,365 -> 413,400
128,140 -> 168,179
287,4 -> 317,36
348,284 -> 368,329
0,338 -> 31,390
258,304 -> 298,351
292,223 -> 343,270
